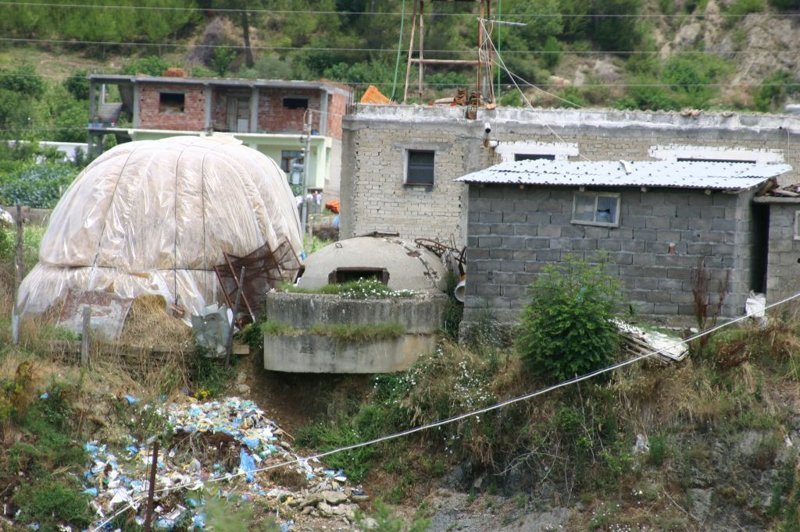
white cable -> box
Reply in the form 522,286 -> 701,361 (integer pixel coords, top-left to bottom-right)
90,289 -> 800,531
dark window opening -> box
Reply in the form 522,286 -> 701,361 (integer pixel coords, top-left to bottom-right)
406,150 -> 435,186
514,153 -> 556,161
328,267 -> 390,285
159,92 -> 185,113
283,97 -> 309,109
677,158 -> 755,164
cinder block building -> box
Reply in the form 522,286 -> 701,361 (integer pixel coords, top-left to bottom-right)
340,105 -> 800,324
456,159 -> 791,325
87,74 -> 351,197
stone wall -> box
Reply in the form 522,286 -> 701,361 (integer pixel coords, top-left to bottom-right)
341,105 -> 800,247
463,185 -> 755,325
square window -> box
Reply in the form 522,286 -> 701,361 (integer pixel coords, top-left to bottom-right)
572,192 -> 620,227
406,150 -> 434,186
283,97 -> 308,109
159,92 -> 185,113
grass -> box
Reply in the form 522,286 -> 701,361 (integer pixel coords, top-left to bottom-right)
261,320 -> 406,343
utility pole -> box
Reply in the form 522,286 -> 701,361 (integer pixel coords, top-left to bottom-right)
300,111 -> 312,237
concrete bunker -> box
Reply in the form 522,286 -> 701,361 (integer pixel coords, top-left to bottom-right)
263,236 -> 451,373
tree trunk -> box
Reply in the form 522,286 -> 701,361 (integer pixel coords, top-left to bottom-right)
241,10 -> 254,68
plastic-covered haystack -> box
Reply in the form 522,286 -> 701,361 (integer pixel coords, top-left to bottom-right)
15,135 -> 302,337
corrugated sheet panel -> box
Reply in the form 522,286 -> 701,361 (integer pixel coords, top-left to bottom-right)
456,160 -> 792,190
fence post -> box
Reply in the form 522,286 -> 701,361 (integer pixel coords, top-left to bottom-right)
81,306 -> 91,367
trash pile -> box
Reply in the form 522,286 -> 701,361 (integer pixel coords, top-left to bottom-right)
613,319 -> 689,362
83,397 -> 366,529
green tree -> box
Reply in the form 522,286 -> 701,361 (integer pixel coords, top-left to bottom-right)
516,256 -> 623,383
590,0 -> 642,52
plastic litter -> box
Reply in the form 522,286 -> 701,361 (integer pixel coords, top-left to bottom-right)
81,396 -> 362,530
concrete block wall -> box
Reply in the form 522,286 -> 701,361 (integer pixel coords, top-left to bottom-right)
463,185 -> 749,325
341,116 -> 494,243
138,84 -> 206,130
765,202 -> 800,304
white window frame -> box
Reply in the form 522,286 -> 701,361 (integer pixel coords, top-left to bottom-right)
495,141 -> 578,163
571,191 -> 621,227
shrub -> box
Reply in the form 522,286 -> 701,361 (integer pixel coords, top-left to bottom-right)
725,0 -> 766,18
13,476 -> 93,529
516,255 -> 622,382
754,70 -> 799,112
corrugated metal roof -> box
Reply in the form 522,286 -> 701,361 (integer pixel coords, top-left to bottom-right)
456,160 -> 792,190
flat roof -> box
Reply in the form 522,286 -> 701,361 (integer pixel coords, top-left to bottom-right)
88,74 -> 352,97
456,160 -> 793,190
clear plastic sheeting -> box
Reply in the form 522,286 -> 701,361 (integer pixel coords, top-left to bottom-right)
15,136 -> 302,335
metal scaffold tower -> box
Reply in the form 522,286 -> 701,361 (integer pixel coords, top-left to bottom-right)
402,0 -> 495,106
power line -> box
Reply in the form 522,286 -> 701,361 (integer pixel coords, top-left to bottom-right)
0,1 -> 795,18
0,36 -> 795,56
90,289 -> 800,532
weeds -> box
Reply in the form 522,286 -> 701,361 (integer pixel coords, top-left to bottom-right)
691,257 -> 730,359
188,346 -> 234,398
262,320 -> 406,343
285,278 -> 415,299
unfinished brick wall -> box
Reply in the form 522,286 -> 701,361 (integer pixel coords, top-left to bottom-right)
326,92 -> 348,140
138,84 -> 206,130
463,185 -> 754,325
256,89 -> 320,134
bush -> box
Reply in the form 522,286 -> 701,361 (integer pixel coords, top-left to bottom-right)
13,476 -> 93,529
754,70 -> 799,112
725,0 -> 766,17
516,256 -> 622,382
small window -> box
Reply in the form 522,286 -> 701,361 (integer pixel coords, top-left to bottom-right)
328,267 -> 389,285
572,192 -> 620,227
677,157 -> 755,164
406,150 -> 434,186
514,153 -> 555,161
283,97 -> 308,109
159,92 -> 185,113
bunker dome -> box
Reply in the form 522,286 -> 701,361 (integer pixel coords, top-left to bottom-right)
297,236 -> 448,292
15,136 -> 302,333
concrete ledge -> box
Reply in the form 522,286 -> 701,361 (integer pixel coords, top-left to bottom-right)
263,333 -> 436,373
265,292 -> 449,334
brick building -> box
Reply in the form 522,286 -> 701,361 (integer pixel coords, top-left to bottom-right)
88,74 -> 351,197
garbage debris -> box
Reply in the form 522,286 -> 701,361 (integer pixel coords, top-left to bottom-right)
82,397 -> 366,529
190,304 -> 233,357
745,291 -> 767,328
614,319 -> 689,362
359,85 -> 390,105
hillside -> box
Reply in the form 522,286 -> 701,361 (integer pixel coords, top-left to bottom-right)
0,0 -> 799,142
